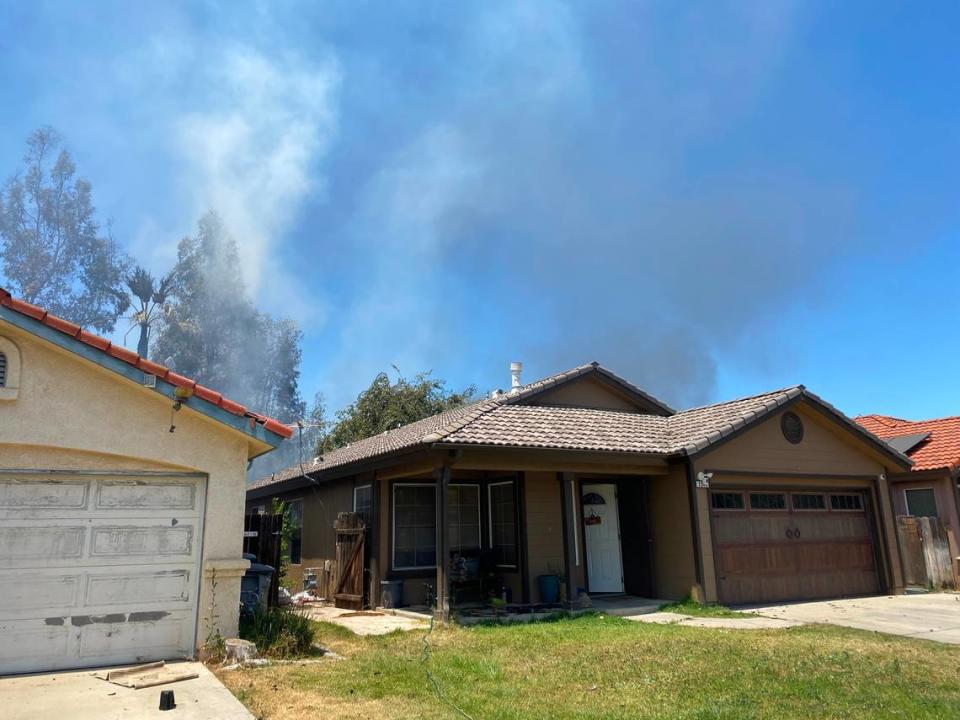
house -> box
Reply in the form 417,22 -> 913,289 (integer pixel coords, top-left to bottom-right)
248,362 -> 912,617
0,288 -> 291,675
855,414 -> 960,584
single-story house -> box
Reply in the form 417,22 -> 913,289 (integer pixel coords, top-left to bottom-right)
0,288 -> 291,675
855,414 -> 960,583
247,362 -> 912,617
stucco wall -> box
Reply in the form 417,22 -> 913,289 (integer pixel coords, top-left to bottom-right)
524,471 -> 564,602
647,464 -> 697,600
0,325 -> 257,648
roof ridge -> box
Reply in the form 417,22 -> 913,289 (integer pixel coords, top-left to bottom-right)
674,385 -> 804,415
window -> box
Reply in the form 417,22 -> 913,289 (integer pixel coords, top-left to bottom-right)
0,337 -> 19,400
448,485 -> 481,553
354,485 -> 373,525
830,494 -> 863,511
750,493 -> 786,510
393,484 -> 437,570
0,352 -> 6,387
582,492 -> 606,505
792,493 -> 826,511
905,488 -> 938,518
488,481 -> 518,567
711,492 -> 745,510
286,499 -> 303,565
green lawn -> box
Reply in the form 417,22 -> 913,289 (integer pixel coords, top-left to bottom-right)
220,615 -> 960,719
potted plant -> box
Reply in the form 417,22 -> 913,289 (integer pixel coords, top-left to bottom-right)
537,564 -> 563,605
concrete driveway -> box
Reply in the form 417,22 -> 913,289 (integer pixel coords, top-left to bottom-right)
0,662 -> 253,720
744,593 -> 960,644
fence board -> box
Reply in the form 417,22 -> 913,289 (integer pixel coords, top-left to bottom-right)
334,512 -> 366,609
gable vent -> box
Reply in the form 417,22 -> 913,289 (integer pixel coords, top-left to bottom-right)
0,352 -> 6,387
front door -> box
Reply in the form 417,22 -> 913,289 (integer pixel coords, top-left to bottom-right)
582,483 -> 624,593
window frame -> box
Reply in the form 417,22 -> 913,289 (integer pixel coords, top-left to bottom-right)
829,493 -> 864,512
791,493 -> 827,512
392,482 -> 438,571
710,491 -> 746,511
448,483 -> 482,554
748,492 -> 788,511
353,484 -> 373,525
285,498 -> 303,565
487,480 -> 519,569
904,487 -> 939,518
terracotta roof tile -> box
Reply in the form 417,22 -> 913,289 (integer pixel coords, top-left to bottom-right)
0,287 -> 292,440
856,414 -> 960,472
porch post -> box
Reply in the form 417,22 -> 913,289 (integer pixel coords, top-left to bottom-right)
368,474 -> 380,608
435,464 -> 451,622
560,472 -> 580,608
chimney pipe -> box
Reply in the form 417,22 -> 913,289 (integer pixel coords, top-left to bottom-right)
510,361 -> 523,392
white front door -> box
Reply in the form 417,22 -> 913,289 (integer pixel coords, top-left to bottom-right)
582,483 -> 623,593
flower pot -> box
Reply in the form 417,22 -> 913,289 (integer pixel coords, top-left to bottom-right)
537,574 -> 561,604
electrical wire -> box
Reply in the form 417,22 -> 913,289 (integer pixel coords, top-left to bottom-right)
420,616 -> 475,720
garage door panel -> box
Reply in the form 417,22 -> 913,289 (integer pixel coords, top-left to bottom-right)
712,486 -> 879,605
0,473 -> 205,675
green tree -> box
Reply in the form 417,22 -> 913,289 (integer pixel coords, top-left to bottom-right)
319,370 -> 476,453
0,127 -> 129,331
154,211 -> 304,423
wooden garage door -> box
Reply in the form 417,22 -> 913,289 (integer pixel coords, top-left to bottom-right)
711,488 -> 879,605
0,472 -> 205,675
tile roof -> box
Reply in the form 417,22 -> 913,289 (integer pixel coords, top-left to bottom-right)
0,287 -> 292,440
856,414 -> 960,472
250,369 -> 908,493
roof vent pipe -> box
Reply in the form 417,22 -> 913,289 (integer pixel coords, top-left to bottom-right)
510,361 -> 523,392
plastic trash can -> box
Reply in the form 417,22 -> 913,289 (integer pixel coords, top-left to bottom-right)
380,579 -> 404,608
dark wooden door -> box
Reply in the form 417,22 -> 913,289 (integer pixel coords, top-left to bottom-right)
711,489 -> 879,605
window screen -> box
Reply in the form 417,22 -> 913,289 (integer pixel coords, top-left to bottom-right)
286,500 -> 303,565
489,481 -> 518,567
749,493 -> 786,510
448,485 -> 481,553
711,492 -> 745,510
354,485 -> 373,525
830,494 -> 863,511
905,488 -> 938,518
792,494 -> 826,510
393,485 -> 437,569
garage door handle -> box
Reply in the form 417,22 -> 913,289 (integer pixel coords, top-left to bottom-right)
785,528 -> 793,539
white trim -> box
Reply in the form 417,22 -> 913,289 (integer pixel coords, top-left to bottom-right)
903,486 -> 939,518
353,484 -> 372,513
488,480 -> 518,568
449,483 -> 481,553
392,482 -> 437,571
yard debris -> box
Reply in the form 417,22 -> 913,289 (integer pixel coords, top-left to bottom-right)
224,638 -> 258,665
278,586 -> 292,605
290,590 -> 323,605
94,661 -> 199,689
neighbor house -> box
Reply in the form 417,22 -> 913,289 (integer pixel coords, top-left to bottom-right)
0,288 -> 291,675
248,362 -> 911,617
855,414 -> 960,584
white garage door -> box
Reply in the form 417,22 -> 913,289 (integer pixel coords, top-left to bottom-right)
0,472 -> 205,675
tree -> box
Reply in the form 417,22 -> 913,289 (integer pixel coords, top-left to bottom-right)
124,266 -> 174,357
319,369 -> 476,453
0,127 -> 129,331
154,211 -> 304,424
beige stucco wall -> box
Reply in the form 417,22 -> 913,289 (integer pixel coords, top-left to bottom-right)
647,464 -> 698,600
524,471 -> 565,602
530,377 -> 642,412
0,324 -> 262,649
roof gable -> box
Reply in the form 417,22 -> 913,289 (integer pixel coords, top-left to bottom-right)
1,287 -> 291,449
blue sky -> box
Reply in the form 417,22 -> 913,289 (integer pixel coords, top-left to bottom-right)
1,1 -> 958,420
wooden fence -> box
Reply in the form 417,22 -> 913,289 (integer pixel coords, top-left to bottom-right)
333,512 -> 366,609
896,515 -> 955,589
243,512 -> 284,607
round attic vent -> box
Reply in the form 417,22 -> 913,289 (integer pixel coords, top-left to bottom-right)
781,411 -> 804,444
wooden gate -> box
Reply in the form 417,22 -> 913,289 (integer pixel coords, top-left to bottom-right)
897,516 -> 955,589
243,512 -> 284,607
334,512 -> 367,609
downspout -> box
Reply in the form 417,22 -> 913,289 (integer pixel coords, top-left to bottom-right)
684,458 -> 705,599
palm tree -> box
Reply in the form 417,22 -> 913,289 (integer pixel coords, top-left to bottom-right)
125,266 -> 174,358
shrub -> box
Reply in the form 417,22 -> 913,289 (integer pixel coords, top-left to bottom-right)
239,605 -> 316,658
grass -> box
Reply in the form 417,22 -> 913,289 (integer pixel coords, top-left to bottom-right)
657,597 -> 746,618
238,605 -> 317,658
219,614 -> 960,719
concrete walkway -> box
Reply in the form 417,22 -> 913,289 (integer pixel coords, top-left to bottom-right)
743,593 -> 960,644
303,604 -> 429,635
623,610 -> 802,629
0,661 -> 253,720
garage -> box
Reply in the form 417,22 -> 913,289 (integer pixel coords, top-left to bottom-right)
710,487 -> 880,605
0,472 -> 206,675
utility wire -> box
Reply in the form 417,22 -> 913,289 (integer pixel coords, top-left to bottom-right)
420,616 -> 475,720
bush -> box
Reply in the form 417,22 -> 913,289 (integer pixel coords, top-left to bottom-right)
239,605 -> 316,658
